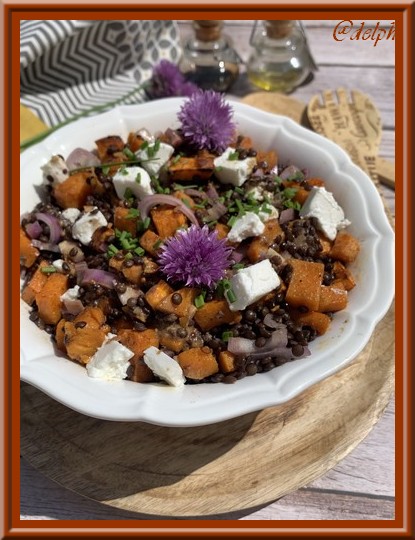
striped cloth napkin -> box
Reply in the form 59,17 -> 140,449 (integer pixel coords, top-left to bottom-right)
20,20 -> 182,127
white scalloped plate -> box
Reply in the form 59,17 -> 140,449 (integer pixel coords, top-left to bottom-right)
20,97 -> 395,426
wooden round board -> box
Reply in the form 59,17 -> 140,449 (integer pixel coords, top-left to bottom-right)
20,302 -> 394,517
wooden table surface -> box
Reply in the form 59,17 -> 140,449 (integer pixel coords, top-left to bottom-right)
20,20 -> 395,522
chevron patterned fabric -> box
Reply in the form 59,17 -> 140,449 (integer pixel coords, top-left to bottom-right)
20,20 -> 182,126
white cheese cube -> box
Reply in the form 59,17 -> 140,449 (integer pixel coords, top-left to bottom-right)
112,165 -> 153,201
61,207 -> 81,224
135,142 -> 174,176
86,340 -> 134,381
41,155 -> 69,185
258,203 -> 279,222
227,259 -> 281,312
52,259 -> 65,272
60,285 -> 80,303
227,212 -> 265,243
213,147 -> 256,187
72,207 -> 107,245
299,186 -> 350,241
143,346 -> 186,388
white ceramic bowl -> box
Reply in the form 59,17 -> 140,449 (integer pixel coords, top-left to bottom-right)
20,97 -> 395,426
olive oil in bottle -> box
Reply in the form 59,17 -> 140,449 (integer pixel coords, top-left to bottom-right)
247,21 -> 315,93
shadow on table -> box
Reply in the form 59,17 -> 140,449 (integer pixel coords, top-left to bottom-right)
21,382 -> 266,517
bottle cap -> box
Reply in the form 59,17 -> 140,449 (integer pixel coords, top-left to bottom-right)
264,20 -> 294,39
193,20 -> 223,41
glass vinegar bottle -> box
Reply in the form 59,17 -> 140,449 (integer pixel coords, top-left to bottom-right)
179,20 -> 240,92
247,20 -> 313,93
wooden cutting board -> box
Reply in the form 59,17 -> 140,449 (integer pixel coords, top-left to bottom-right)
20,301 -> 394,517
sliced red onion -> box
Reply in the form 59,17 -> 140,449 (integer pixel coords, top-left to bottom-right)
35,212 -> 62,244
74,261 -> 89,284
206,201 -> 227,221
66,148 -> 100,170
227,337 -> 257,355
138,194 -> 199,226
230,249 -> 244,264
62,298 -> 84,316
252,168 -> 265,178
263,313 -> 280,329
80,269 -> 117,289
279,165 -> 302,180
279,208 -> 296,224
137,128 -> 155,143
184,188 -> 208,200
164,128 -> 183,148
228,325 -> 288,358
25,221 -> 42,239
206,183 -> 219,200
270,165 -> 279,176
31,239 -> 60,253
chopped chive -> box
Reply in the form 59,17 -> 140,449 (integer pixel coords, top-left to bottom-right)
123,147 -> 136,160
152,239 -> 162,249
235,186 -> 244,195
126,208 -> 140,219
228,151 -> 239,161
173,182 -> 199,190
40,266 -> 57,274
143,217 -> 151,230
101,165 -> 110,175
194,293 -> 206,309
172,154 -> 182,165
214,166 -> 223,173
260,203 -> 272,214
124,251 -> 133,260
227,215 -> 237,227
134,246 -> 145,256
124,187 -> 134,200
153,139 -> 161,152
232,263 -> 245,270
221,331 -> 233,342
135,172 -> 141,184
283,187 -> 298,199
225,287 -> 237,303
140,140 -> 149,151
273,175 -> 283,184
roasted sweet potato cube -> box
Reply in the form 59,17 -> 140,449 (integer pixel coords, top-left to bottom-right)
285,259 -> 324,312
109,256 -> 143,285
159,332 -> 186,354
95,135 -> 124,161
21,260 -> 49,305
293,310 -> 331,335
35,272 -> 69,325
318,285 -> 348,312
53,172 -> 94,209
114,206 -> 138,237
168,156 -> 214,182
247,219 -> 284,263
145,280 -> 174,310
256,150 -> 278,172
234,135 -> 253,149
214,223 -> 230,240
173,191 -> 196,209
317,232 -> 333,256
118,329 -> 159,383
157,287 -> 198,318
329,231 -> 360,263
151,205 -> 187,238
194,299 -> 242,331
20,228 -> 39,268
127,131 -> 145,152
139,229 -> 163,257
332,261 -> 356,291
55,318 -> 67,352
177,347 -> 219,380
218,351 -> 237,373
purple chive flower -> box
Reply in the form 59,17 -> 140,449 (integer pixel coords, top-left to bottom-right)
158,225 -> 233,288
147,60 -> 198,99
177,89 -> 236,153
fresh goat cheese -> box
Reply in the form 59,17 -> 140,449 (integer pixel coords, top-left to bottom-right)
72,207 -> 107,245
227,259 -> 281,312
112,165 -> 153,201
143,346 -> 186,387
41,155 -> 69,185
135,141 -> 174,176
227,212 -> 265,243
52,259 -> 65,272
299,186 -> 350,241
213,147 -> 256,187
60,285 -> 80,303
61,207 -> 81,224
258,203 -> 279,222
86,340 -> 134,380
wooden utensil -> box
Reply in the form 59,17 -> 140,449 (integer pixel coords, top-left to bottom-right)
307,88 -> 395,190
240,91 -> 395,190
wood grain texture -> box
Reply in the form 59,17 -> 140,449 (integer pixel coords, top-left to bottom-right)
20,302 -> 394,517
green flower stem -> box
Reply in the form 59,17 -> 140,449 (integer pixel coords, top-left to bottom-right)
20,83 -> 149,152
